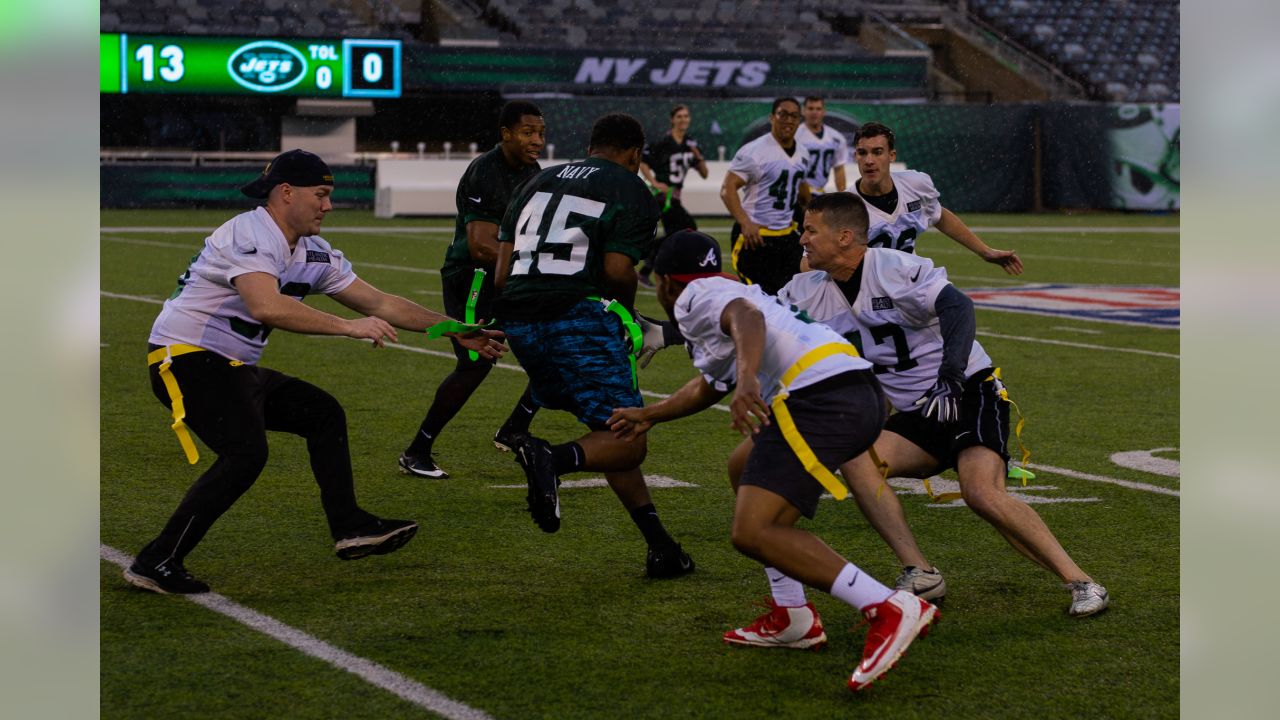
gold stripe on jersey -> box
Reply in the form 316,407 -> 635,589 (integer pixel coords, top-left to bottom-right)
771,342 -> 863,501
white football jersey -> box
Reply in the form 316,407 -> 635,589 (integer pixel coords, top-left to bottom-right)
778,249 -> 992,411
796,124 -> 849,191
727,132 -> 812,231
674,277 -> 870,404
855,169 -> 943,254
149,207 -> 357,364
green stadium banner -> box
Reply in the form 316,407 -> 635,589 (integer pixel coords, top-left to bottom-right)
99,165 -> 374,209
406,47 -> 927,98
1042,103 -> 1180,210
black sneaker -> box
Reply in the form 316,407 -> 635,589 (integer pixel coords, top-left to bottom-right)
646,543 -> 695,579
398,453 -> 448,479
514,436 -> 560,533
123,558 -> 210,594
334,517 -> 418,560
493,425 -> 530,453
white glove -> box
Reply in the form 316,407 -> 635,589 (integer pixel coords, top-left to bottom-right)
636,315 -> 667,369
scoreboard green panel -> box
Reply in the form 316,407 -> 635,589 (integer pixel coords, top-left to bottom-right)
100,34 -> 401,98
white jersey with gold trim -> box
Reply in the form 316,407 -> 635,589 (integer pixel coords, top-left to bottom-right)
726,133 -> 811,230
856,169 -> 943,254
674,278 -> 870,403
778,249 -> 991,410
149,207 -> 357,364
796,124 -> 849,191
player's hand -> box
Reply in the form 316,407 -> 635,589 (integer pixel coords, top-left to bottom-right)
729,377 -> 771,436
608,407 -> 653,441
636,315 -> 667,369
452,326 -> 507,360
915,377 -> 963,424
982,248 -> 1023,276
347,316 -> 398,348
690,145 -> 704,162
739,220 -> 763,249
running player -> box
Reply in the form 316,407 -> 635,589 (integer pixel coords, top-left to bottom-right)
636,104 -> 708,287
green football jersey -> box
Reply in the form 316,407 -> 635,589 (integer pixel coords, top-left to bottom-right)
441,145 -> 540,280
498,157 -> 659,320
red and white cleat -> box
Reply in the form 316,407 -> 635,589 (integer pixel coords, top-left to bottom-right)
723,599 -> 828,650
848,590 -> 939,691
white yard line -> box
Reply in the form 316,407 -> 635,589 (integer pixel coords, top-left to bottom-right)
1025,463 -> 1179,497
100,544 -> 495,720
976,330 -> 1179,358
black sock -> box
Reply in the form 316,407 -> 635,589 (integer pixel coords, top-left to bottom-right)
406,430 -> 434,457
501,385 -> 539,433
629,503 -> 675,548
550,441 -> 585,475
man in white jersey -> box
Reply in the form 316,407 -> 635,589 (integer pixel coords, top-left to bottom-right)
796,97 -> 849,193
608,230 -> 938,692
720,97 -> 811,294
777,192 -> 1108,618
127,150 -> 506,595
852,121 -> 1023,275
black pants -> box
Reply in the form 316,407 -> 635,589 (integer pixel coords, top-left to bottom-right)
730,222 -> 804,296
139,347 -> 369,565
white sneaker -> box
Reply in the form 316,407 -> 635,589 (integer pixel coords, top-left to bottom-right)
1067,581 -> 1110,617
894,566 -> 946,602
723,599 -> 828,650
848,590 -> 939,691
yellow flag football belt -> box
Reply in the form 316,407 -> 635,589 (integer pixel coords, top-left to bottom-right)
730,221 -> 798,287
770,342 -> 862,501
146,344 -> 244,465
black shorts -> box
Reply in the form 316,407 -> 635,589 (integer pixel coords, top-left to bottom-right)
730,222 -> 803,296
660,197 -> 697,237
441,269 -> 499,366
741,370 -> 887,519
884,368 -> 1012,470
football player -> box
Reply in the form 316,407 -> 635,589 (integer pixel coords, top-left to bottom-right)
796,96 -> 849,194
720,97 -> 812,295
852,121 -> 1023,275
778,191 -> 1108,617
636,104 -> 708,287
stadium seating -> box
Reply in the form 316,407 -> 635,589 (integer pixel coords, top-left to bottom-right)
968,0 -> 1179,102
100,0 -> 411,38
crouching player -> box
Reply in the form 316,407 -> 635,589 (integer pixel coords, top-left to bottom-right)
608,230 -> 938,691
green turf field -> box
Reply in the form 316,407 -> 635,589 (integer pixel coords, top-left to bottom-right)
100,210 -> 1179,719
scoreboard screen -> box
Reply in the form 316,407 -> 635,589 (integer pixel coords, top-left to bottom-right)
100,34 -> 401,98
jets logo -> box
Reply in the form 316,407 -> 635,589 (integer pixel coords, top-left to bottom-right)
228,41 -> 307,93
698,247 -> 718,268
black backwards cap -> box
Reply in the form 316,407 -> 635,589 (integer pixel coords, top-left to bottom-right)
240,149 -> 335,199
653,230 -> 737,284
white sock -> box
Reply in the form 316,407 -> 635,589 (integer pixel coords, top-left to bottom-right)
765,567 -> 807,607
829,562 -> 893,611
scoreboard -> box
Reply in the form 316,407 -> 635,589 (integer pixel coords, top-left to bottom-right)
100,34 -> 401,98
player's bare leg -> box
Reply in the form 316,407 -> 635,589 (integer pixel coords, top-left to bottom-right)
730,485 -> 846,588
955,445 -> 1090,583
842,432 -> 935,571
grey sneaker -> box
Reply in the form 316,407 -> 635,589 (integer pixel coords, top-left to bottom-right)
894,566 -> 947,602
1067,581 -> 1110,617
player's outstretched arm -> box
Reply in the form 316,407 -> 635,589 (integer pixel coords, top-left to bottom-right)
236,272 -> 398,347
332,278 -> 506,358
608,375 -> 727,440
935,207 -> 1024,275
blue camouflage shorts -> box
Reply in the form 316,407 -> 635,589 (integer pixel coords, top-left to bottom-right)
502,298 -> 643,427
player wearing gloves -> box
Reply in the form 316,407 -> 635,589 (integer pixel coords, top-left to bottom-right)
608,229 -> 938,692
494,113 -> 693,578
777,191 -> 1108,617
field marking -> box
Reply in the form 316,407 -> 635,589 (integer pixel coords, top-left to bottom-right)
1109,448 -> 1180,478
1052,325 -> 1103,335
1026,463 -> 1179,497
99,291 -> 1178,498
490,475 -> 697,490
103,225 -> 1181,236
99,544 -> 495,720
976,330 -> 1178,358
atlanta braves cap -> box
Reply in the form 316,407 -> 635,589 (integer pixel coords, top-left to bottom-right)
652,229 -> 737,283
240,149 -> 335,199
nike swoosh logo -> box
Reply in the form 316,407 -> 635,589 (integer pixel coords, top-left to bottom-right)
240,247 -> 257,255
910,267 -> 921,282
469,196 -> 482,203
769,575 -> 786,583
847,570 -> 861,587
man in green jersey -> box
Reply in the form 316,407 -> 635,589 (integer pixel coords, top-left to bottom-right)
399,101 -> 546,479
